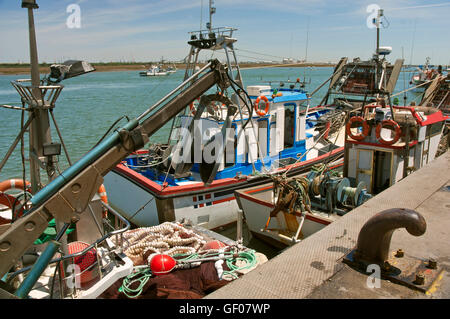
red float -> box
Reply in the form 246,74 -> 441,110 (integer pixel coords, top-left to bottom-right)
202,240 -> 227,250
149,254 -> 177,275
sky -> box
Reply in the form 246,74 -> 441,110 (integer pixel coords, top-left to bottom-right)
0,0 -> 449,65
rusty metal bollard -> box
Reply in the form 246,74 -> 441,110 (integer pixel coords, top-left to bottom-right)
352,208 -> 426,266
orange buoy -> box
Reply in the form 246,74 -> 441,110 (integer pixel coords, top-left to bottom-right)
254,95 -> 270,116
0,179 -> 31,193
202,240 -> 227,250
97,184 -> 108,218
0,179 -> 32,221
0,192 -> 17,224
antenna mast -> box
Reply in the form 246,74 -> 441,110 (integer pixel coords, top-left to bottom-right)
374,8 -> 383,60
207,0 -> 216,31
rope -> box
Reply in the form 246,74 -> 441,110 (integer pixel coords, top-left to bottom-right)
119,267 -> 153,299
173,248 -> 258,279
112,222 -> 206,265
118,247 -> 258,298
123,154 -> 171,169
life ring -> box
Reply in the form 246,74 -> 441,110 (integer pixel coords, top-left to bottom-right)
346,116 -> 370,141
0,179 -> 31,193
0,192 -> 19,224
189,97 -> 200,116
97,184 -> 109,218
254,95 -> 270,116
376,120 -> 402,145
0,179 -> 32,222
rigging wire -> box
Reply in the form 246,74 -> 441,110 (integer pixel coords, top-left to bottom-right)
89,115 -> 130,151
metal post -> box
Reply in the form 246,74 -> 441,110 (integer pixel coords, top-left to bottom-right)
24,3 -> 49,194
23,1 -> 73,296
208,0 -> 215,32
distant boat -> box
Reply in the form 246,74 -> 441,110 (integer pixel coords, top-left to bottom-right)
139,65 -> 169,76
410,57 -> 437,93
165,63 -> 178,74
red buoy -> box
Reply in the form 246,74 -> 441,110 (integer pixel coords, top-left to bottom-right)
149,254 -> 176,275
202,240 -> 227,250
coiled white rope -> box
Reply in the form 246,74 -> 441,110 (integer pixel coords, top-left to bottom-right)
112,222 -> 206,265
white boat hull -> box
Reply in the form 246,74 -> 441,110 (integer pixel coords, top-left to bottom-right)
235,185 -> 334,247
104,170 -> 241,229
103,149 -> 344,230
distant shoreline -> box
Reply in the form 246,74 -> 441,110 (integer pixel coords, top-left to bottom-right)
0,62 -> 335,75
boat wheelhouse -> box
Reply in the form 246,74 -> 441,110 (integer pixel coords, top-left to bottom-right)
344,104 -> 448,194
103,81 -> 344,229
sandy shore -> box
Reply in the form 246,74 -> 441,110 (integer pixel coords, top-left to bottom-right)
0,62 -> 335,76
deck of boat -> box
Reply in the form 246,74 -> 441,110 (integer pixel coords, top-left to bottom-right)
206,150 -> 450,299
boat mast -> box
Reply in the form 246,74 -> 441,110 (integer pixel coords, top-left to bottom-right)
375,9 -> 383,60
305,16 -> 309,63
167,0 -> 262,174
23,0 -> 51,193
374,8 -> 383,94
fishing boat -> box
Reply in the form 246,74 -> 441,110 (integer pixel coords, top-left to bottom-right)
103,6 -> 405,231
0,1 -> 264,299
410,57 -> 439,93
103,3 -> 347,230
236,101 -> 448,248
139,65 -> 169,76
234,8 -> 449,248
318,48 -> 403,111
420,71 -> 450,123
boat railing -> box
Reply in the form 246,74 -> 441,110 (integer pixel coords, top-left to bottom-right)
362,104 -> 426,124
188,26 -> 237,40
11,79 -> 64,109
5,202 -> 131,298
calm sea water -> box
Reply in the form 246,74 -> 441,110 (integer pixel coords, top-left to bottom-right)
0,66 -> 417,182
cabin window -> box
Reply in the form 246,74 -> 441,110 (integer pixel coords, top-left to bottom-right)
427,122 -> 444,136
224,124 -> 237,168
257,118 -> 269,158
284,103 -> 295,148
